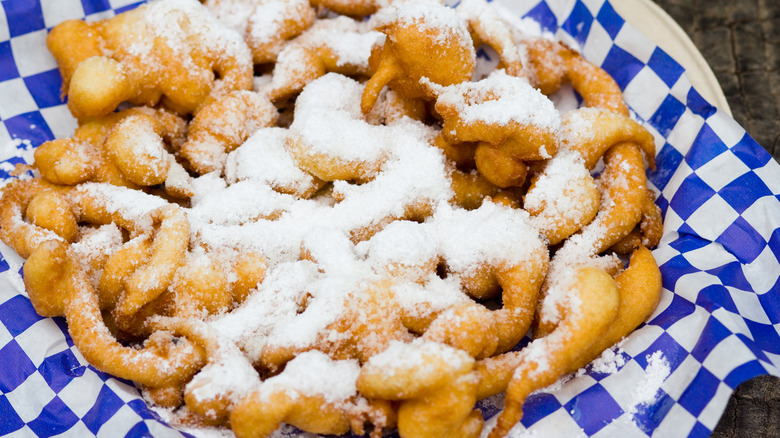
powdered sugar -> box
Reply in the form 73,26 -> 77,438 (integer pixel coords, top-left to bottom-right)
260,16 -> 379,99
537,263 -> 585,327
262,273 -> 354,350
390,275 -> 470,316
69,223 -> 123,286
370,0 -> 472,48
142,0 -> 250,67
295,16 -> 380,69
261,350 -> 360,404
290,73 -> 390,163
525,149 -> 595,237
183,320 -> 261,404
587,345 -> 627,375
126,117 -> 166,162
431,201 -> 544,276
246,1 -> 290,42
631,351 -> 670,409
600,350 -> 671,431
436,70 -> 561,131
365,339 -> 473,379
225,127 -> 322,197
73,182 -> 170,232
203,0 -> 255,34
210,260 -> 319,363
358,220 -> 439,276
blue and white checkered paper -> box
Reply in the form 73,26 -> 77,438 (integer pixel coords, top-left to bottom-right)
1,0 -> 779,437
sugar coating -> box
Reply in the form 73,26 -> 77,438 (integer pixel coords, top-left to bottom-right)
184,320 -> 261,403
370,0 -> 472,47
366,339 -> 473,379
225,127 -> 321,194
261,351 -> 360,404
137,0 -> 251,69
247,1 -> 292,42
290,73 -> 390,163
202,0 -> 255,35
436,70 -> 561,131
526,149 -> 595,236
295,16 -> 380,69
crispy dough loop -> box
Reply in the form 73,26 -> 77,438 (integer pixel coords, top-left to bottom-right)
229,250 -> 269,304
147,316 -> 257,426
564,142 -> 651,255
203,0 -> 316,65
422,303 -> 499,359
367,205 -> 549,360
262,17 -> 380,102
478,247 -> 661,426
33,138 -> 97,185
432,134 -> 477,169
524,150 -> 601,245
26,189 -> 79,244
45,19 -> 102,95
232,351 -> 359,438
448,167 -> 510,210
473,143 -> 529,188
35,107 -> 191,197
225,127 -> 328,199
525,38 -> 628,116
23,239 -> 206,388
285,73 -> 396,183
98,235 -> 153,310
609,189 -> 665,254
180,90 -> 278,174
310,0 -> 385,17
433,71 -> 561,188
361,2 -> 476,114
357,341 -> 484,438
72,185 -> 158,236
169,250 -> 233,320
232,387 -> 352,438
582,247 -> 663,362
247,0 -> 316,64
422,247 -> 549,358
560,107 -> 657,170
0,179 -> 71,259
105,113 -> 174,187
456,0 -> 524,76
259,279 -> 412,372
47,0 -> 252,120
115,205 -> 189,324
487,266 -> 620,438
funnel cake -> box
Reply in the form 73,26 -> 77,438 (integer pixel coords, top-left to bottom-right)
0,1 -> 668,437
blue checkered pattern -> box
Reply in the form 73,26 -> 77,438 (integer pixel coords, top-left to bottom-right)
0,284 -> 191,437
1,0 -> 779,437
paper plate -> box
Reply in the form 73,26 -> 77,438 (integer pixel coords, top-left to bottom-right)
0,1 -> 779,437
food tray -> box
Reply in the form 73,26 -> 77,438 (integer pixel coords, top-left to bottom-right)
1,0 -> 779,437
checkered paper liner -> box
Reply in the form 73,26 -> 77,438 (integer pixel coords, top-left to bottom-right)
1,0 -> 779,436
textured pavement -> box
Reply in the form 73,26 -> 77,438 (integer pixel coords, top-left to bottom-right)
651,1 -> 780,436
